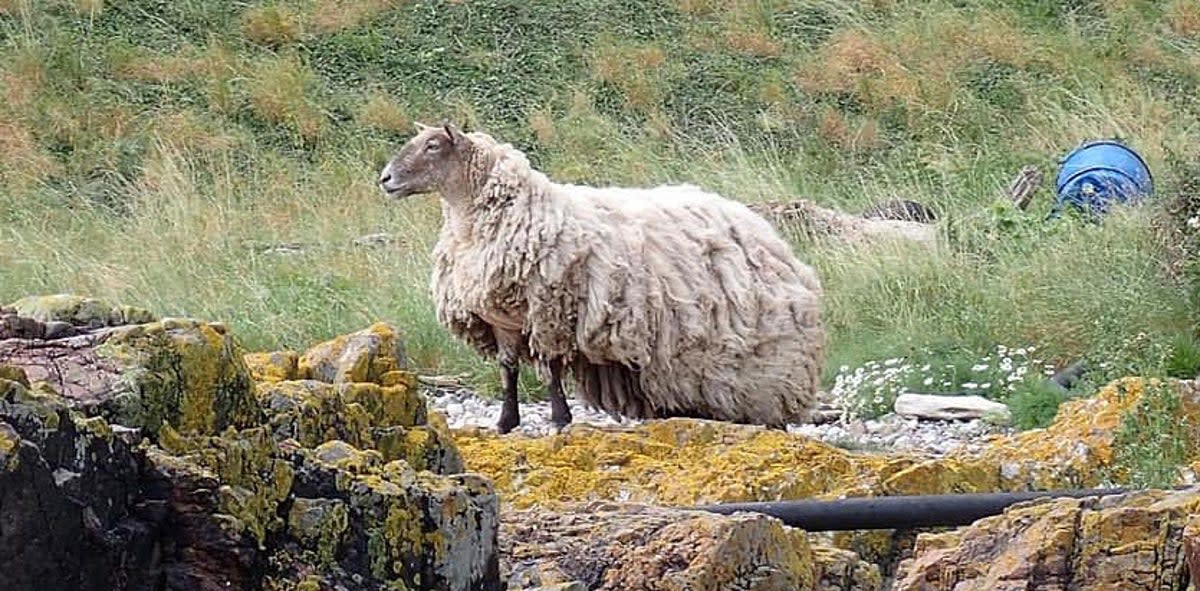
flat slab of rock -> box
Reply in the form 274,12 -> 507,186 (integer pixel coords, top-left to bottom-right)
894,393 -> 1010,422
501,501 -> 880,591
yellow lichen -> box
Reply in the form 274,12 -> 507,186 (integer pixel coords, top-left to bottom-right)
0,365 -> 29,387
0,422 -> 19,467
453,377 -> 1200,509
297,322 -> 408,384
244,351 -> 300,382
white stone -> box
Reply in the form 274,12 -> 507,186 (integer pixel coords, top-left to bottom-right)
893,393 -> 1011,422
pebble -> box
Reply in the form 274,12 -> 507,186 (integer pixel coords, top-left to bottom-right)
422,383 -> 1014,456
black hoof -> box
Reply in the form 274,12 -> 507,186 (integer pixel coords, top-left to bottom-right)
497,413 -> 520,435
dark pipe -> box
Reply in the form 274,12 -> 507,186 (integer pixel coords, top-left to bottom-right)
691,488 -> 1130,531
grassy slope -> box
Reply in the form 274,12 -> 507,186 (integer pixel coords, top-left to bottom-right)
1,0 -> 1199,403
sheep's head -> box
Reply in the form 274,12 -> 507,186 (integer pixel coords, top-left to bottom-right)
378,122 -> 467,199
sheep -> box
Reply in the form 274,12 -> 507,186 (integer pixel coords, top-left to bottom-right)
377,122 -> 826,434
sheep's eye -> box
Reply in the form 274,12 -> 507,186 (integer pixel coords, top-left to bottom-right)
425,141 -> 442,152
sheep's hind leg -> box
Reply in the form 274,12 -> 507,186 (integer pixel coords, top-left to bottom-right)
495,331 -> 523,435
547,357 -> 572,430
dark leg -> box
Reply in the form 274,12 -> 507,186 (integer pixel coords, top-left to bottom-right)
547,357 -> 572,430
495,331 -> 522,434
496,357 -> 520,434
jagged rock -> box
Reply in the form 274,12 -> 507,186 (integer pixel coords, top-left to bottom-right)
893,393 -> 1011,422
299,322 -> 409,383
0,297 -> 499,591
0,315 -> 262,437
499,501 -> 879,591
256,378 -> 463,473
0,386 -> 163,591
891,488 -> 1198,590
276,441 -> 501,590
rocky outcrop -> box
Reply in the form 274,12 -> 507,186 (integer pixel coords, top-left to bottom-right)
0,294 -> 499,591
453,377 -> 1200,508
891,488 -> 1198,590
500,501 -> 880,591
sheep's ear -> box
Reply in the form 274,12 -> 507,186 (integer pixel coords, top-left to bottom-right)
413,121 -> 433,133
442,122 -> 464,146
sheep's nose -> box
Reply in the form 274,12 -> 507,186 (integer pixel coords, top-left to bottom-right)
379,173 -> 392,185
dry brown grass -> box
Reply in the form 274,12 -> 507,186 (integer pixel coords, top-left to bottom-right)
528,108 -> 556,145
247,54 -> 327,142
591,41 -> 671,113
72,0 -> 102,17
796,27 -> 919,112
676,0 -> 718,15
241,5 -> 303,46
355,92 -> 410,132
308,0 -> 397,35
114,48 -> 209,83
0,0 -> 28,16
147,110 -> 241,154
0,115 -> 61,192
1166,0 -> 1200,37
724,26 -> 783,58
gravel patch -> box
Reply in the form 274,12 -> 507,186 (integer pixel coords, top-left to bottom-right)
423,380 -> 1014,456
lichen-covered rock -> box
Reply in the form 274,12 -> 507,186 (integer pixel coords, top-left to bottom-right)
0,392 -> 160,591
0,298 -> 500,591
244,350 -> 300,382
271,441 -> 501,591
812,546 -> 884,591
453,377 -> 1200,509
8,293 -> 155,328
0,314 -> 262,437
257,378 -> 463,473
891,488 -> 1199,590
298,322 -> 409,384
500,501 -> 879,591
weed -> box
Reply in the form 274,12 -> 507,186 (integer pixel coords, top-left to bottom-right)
1108,379 -> 1195,488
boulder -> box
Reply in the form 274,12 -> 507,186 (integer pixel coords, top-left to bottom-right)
0,295 -> 499,591
891,488 -> 1198,590
298,321 -> 409,383
500,501 -> 880,591
0,311 -> 261,438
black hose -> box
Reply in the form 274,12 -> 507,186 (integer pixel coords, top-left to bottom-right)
691,488 -> 1131,531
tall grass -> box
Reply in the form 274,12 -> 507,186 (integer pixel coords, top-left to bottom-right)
0,0 -> 1197,403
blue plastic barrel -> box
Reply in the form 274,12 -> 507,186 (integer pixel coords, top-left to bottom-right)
1053,139 -> 1153,217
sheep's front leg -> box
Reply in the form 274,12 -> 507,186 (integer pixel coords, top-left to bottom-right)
547,357 -> 572,430
495,331 -> 522,435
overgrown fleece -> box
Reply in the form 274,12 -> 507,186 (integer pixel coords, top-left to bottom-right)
2,0 -> 1199,401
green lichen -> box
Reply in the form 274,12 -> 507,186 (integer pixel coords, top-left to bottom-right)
3,379 -> 66,430
96,320 -> 260,437
313,440 -> 383,474
0,365 -> 29,387
0,420 -> 21,472
72,415 -> 113,440
8,294 -> 155,327
288,498 -> 350,566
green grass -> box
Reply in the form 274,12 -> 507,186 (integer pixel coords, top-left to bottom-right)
1,0 -> 1199,415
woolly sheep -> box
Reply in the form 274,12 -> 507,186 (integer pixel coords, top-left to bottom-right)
377,122 -> 825,434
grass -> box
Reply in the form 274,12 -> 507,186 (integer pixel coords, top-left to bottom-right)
1,0 -> 1200,430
